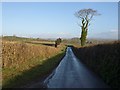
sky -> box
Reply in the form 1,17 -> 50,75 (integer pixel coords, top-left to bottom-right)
1,0 -> 119,2
1,2 -> 118,39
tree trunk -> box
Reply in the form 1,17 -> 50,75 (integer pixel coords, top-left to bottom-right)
80,19 -> 88,46
80,30 -> 87,46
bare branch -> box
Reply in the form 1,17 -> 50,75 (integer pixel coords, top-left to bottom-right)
76,9 -> 99,20
74,12 -> 83,19
75,8 -> 100,25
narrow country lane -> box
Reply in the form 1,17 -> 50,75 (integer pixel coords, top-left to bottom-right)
44,47 -> 109,88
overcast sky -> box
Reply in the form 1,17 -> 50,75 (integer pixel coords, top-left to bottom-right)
1,2 -> 118,39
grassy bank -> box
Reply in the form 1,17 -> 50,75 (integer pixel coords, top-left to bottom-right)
2,39 -> 66,88
72,41 -> 120,88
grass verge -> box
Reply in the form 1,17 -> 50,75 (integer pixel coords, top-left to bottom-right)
2,39 -> 66,88
2,51 -> 65,88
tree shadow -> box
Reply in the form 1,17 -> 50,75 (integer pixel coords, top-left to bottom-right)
26,41 -> 55,47
40,43 -> 55,47
2,52 -> 66,89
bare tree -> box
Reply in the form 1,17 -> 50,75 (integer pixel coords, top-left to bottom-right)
75,8 -> 100,46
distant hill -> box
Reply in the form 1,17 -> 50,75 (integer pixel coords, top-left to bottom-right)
62,37 -> 117,45
2,36 -> 117,45
2,36 -> 54,42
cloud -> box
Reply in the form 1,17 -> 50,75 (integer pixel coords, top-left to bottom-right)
17,32 -> 74,39
110,29 -> 118,33
40,32 -> 74,39
90,29 -> 118,40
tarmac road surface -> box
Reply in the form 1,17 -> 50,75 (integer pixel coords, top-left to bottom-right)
44,47 -> 109,88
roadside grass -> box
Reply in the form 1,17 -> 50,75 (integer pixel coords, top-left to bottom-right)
2,52 -> 65,88
2,39 -> 66,88
72,41 -> 120,88
2,40 -> 65,68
